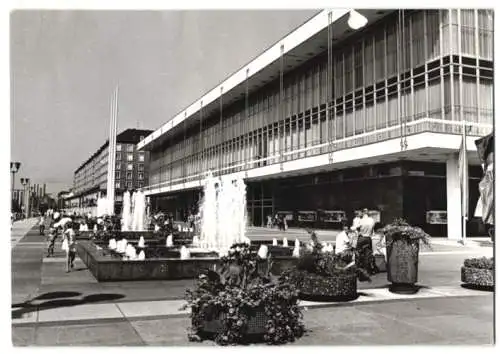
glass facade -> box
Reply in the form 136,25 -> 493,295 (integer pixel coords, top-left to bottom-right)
147,10 -> 493,191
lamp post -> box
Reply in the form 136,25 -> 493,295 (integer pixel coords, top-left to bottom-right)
10,162 -> 21,210
20,177 -> 30,218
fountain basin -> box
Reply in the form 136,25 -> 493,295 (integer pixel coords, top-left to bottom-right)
76,240 -> 298,282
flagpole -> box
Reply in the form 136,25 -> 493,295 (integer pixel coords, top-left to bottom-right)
461,119 -> 468,245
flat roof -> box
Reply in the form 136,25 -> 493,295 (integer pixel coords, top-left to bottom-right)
138,9 -> 392,152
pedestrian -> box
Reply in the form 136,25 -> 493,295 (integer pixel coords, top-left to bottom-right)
283,216 -> 288,231
46,227 -> 57,257
356,208 -> 377,274
39,215 -> 45,235
62,223 -> 77,273
267,215 -> 272,228
351,211 -> 362,231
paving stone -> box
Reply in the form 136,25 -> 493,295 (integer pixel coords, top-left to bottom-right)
37,303 -> 123,323
12,326 -> 36,346
129,317 -> 192,344
34,322 -> 144,345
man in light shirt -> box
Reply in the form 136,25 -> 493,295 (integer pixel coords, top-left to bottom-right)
359,208 -> 375,237
351,211 -> 362,231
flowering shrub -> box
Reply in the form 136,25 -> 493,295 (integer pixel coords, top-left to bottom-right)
296,231 -> 371,281
464,257 -> 494,270
183,243 -> 304,345
378,218 -> 431,248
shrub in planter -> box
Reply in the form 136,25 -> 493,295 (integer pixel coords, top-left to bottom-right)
183,243 -> 304,345
284,231 -> 370,301
461,257 -> 494,288
378,219 -> 431,294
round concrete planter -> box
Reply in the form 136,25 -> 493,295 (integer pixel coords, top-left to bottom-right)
198,306 -> 269,338
297,272 -> 357,301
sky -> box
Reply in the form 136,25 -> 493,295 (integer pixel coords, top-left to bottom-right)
10,9 -> 318,195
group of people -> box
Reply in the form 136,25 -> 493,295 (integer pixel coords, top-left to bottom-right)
40,210 -> 79,273
267,214 -> 288,231
335,208 -> 378,274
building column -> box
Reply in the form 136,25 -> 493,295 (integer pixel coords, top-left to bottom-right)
446,153 -> 461,240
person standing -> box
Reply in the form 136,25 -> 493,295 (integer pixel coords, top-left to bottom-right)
39,215 -> 45,235
351,211 -> 362,231
357,208 -> 377,274
62,223 -> 77,273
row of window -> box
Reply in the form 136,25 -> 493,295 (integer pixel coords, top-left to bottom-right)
115,171 -> 145,180
116,144 -> 136,153
116,162 -> 145,171
116,152 -> 145,162
116,181 -> 144,189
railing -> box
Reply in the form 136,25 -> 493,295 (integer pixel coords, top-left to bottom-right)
142,118 -> 492,194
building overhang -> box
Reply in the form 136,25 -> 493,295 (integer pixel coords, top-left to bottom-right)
138,9 -> 393,153
144,131 -> 486,197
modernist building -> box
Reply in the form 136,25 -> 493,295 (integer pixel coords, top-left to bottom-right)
68,128 -> 153,213
138,9 -> 493,238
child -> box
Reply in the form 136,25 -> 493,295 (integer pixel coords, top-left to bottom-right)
46,227 -> 57,257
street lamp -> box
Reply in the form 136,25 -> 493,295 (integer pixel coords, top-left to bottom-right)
20,177 -> 30,218
347,10 -> 368,30
10,162 -> 21,210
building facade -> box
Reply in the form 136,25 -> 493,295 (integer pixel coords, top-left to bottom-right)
69,128 -> 153,213
138,9 -> 493,238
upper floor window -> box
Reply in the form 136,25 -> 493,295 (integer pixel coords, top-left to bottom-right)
116,152 -> 121,160
138,164 -> 144,171
115,171 -> 121,179
115,162 -> 121,170
115,181 -> 121,189
126,172 -> 133,179
127,153 -> 133,162
127,181 -> 133,189
138,172 -> 144,180
138,152 -> 145,162
140,135 -> 145,141
127,163 -> 133,171
116,144 -> 122,152
127,144 -> 134,152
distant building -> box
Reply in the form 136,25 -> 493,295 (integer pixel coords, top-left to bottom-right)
67,128 -> 153,213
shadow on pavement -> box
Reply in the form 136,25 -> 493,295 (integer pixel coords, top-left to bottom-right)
11,293 -> 125,319
461,283 -> 494,292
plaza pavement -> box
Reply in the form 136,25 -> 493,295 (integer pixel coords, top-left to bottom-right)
11,222 -> 495,346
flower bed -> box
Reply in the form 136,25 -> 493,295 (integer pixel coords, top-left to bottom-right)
461,257 -> 494,288
291,270 -> 357,301
283,230 -> 370,302
184,243 -> 304,345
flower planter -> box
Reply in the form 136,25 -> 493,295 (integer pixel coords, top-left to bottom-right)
461,266 -> 494,288
199,307 -> 269,336
386,238 -> 420,294
296,272 -> 357,301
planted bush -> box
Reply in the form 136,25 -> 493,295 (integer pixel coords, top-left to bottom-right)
183,243 -> 304,345
283,231 -> 370,301
461,257 -> 494,288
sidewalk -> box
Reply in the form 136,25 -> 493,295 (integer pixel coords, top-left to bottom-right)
12,292 -> 493,346
11,283 -> 492,326
11,218 -> 39,248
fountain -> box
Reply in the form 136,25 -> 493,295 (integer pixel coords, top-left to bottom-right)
121,191 -> 132,231
78,172 -> 300,281
138,236 -> 145,248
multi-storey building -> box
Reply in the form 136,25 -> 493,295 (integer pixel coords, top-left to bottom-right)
69,128 -> 153,213
138,9 -> 493,239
